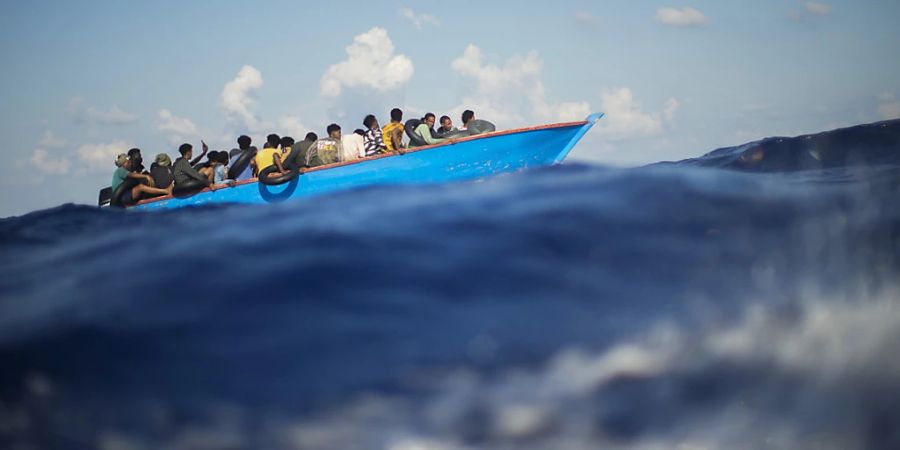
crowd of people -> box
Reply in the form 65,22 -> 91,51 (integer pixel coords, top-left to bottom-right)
110,108 -> 481,205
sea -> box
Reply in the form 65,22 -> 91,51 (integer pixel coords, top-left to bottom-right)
1,119 -> 899,450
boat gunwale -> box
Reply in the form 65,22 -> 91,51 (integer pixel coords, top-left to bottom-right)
131,119 -> 588,208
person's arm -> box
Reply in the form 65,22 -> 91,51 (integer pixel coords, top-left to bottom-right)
181,162 -> 210,183
273,153 -> 286,172
375,129 -> 386,150
190,140 -> 209,166
416,124 -> 445,145
126,171 -> 155,186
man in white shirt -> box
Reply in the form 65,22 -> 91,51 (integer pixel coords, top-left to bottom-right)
342,129 -> 366,161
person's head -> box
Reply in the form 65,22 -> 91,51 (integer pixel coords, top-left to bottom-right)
154,153 -> 172,167
127,148 -> 142,159
266,134 -> 281,148
115,153 -> 129,168
207,151 -> 220,165
326,123 -> 341,139
354,128 -> 366,136
439,115 -> 452,130
363,114 -> 380,130
390,108 -> 403,123
423,113 -> 436,128
237,135 -> 251,149
281,136 -> 294,149
305,132 -> 318,142
218,151 -> 230,166
179,143 -> 193,159
462,110 -> 475,126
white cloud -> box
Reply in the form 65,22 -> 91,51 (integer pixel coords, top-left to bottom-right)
320,27 -> 414,97
400,7 -> 438,29
76,141 -> 134,173
280,115 -> 309,139
805,1 -> 831,15
220,65 -> 265,131
38,131 -> 66,148
157,109 -> 198,143
655,7 -> 708,27
592,88 -> 678,141
450,45 -> 590,127
30,149 -> 70,175
67,97 -> 138,125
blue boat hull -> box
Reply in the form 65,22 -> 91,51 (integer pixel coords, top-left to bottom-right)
132,114 -> 603,211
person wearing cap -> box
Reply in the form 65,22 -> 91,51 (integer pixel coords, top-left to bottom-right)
112,153 -> 173,204
150,153 -> 174,190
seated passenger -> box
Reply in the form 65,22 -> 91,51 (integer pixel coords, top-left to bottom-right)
305,124 -> 344,167
412,113 -> 446,147
112,153 -> 173,204
437,115 -> 457,135
382,108 -> 405,152
283,132 -> 317,170
229,135 -> 257,181
150,153 -> 174,189
255,134 -> 289,177
363,114 -> 386,156
127,147 -> 145,173
280,136 -> 294,165
212,151 -> 234,186
342,128 -> 365,161
173,143 -> 213,188
460,110 -> 475,131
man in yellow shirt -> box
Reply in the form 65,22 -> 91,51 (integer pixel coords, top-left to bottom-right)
254,134 -> 289,177
382,108 -> 405,152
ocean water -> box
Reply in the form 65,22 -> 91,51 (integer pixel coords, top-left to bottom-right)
1,120 -> 899,449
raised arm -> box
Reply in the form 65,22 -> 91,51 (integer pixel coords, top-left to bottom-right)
190,140 -> 209,166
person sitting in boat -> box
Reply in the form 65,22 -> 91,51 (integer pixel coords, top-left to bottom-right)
436,115 -> 457,136
212,151 -> 235,186
228,135 -> 257,181
382,108 -> 405,152
363,114 -> 386,156
112,153 -> 173,204
127,148 -> 145,173
174,143 -> 213,188
283,132 -> 317,170
342,128 -> 365,161
305,124 -> 344,167
254,134 -> 290,178
460,110 -> 474,131
411,113 -> 446,147
149,153 -> 174,191
280,136 -> 294,162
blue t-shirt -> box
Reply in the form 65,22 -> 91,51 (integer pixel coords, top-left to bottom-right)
111,167 -> 128,191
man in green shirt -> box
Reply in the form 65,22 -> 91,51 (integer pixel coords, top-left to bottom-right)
412,113 -> 446,147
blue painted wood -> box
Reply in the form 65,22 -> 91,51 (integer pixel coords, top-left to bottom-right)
132,115 -> 601,211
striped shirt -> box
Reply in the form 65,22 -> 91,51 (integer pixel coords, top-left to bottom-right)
363,127 -> 386,156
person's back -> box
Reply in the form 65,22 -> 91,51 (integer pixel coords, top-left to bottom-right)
306,124 -> 344,167
383,108 -> 405,151
111,154 -> 130,191
283,133 -> 317,169
342,129 -> 365,161
150,153 -> 174,188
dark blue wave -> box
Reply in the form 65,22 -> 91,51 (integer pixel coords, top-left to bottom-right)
1,121 -> 899,449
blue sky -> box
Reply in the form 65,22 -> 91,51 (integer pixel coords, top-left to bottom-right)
1,0 -> 898,217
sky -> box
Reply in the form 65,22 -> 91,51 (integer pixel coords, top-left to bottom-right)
0,0 -> 898,217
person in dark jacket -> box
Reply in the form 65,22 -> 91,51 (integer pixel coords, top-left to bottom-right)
149,153 -> 174,191
173,143 -> 212,187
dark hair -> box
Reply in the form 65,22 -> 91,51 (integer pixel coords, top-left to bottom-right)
266,134 -> 280,147
439,115 -> 451,124
178,143 -> 192,156
326,123 -> 341,135
218,151 -> 230,164
127,148 -> 142,158
207,150 -> 220,161
354,128 -> 366,136
462,110 -> 474,125
363,114 -> 377,128
423,112 -> 436,121
237,135 -> 251,147
281,136 -> 295,148
390,108 -> 403,122
305,132 -> 318,142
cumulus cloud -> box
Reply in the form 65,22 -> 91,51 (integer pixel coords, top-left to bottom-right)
320,27 -> 414,97
280,115 -> 310,139
400,7 -> 439,29
76,141 -> 134,173
220,65 -> 265,131
67,97 -> 138,125
157,109 -> 198,143
30,149 -> 70,175
655,7 -> 708,27
450,45 -> 591,126
592,88 -> 678,141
